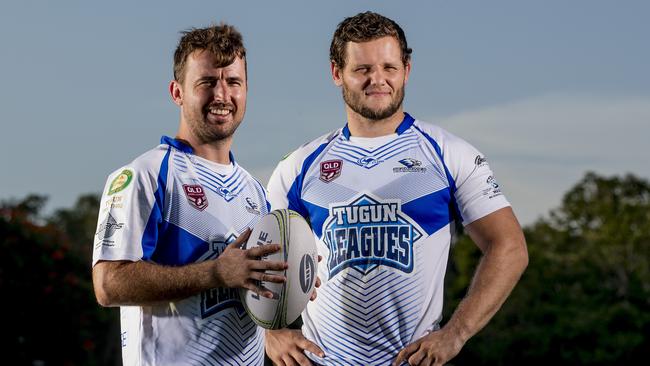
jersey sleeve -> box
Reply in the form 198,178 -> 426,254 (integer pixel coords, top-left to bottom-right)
267,151 -> 302,211
92,163 -> 159,266
267,131 -> 338,216
441,132 -> 510,226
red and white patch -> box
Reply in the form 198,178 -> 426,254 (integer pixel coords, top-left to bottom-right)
183,184 -> 209,210
320,160 -> 343,183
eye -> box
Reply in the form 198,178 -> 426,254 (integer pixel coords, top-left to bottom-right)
198,79 -> 216,87
355,67 -> 369,73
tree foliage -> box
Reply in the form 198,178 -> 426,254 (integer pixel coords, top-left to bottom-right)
444,172 -> 650,365
0,194 -> 120,366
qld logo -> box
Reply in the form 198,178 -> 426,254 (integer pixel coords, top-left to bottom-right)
183,184 -> 208,210
320,159 -> 342,183
322,194 -> 423,277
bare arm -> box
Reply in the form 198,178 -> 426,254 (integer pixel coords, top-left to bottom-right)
93,229 -> 288,307
394,206 -> 528,366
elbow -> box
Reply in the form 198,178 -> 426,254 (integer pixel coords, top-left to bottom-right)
92,263 -> 120,307
514,235 -> 529,275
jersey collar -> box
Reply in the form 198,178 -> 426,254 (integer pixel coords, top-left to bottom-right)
160,136 -> 236,163
342,112 -> 415,140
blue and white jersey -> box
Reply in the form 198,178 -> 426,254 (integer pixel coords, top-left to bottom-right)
92,136 -> 269,366
267,113 -> 510,366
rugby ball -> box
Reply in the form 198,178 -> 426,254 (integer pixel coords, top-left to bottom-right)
240,209 -> 318,329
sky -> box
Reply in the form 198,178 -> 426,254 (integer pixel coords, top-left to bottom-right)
1,0 -> 649,226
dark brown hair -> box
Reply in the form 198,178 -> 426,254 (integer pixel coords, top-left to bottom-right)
330,11 -> 412,68
173,23 -> 246,84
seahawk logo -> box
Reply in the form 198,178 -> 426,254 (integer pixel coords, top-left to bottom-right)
394,158 -> 426,173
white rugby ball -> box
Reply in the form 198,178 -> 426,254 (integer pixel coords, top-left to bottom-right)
240,209 -> 318,329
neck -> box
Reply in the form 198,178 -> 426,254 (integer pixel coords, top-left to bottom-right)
176,124 -> 233,165
346,107 -> 405,138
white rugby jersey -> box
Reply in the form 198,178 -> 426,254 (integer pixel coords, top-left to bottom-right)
267,113 -> 510,366
93,136 -> 269,366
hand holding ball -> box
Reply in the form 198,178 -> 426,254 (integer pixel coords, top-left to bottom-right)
240,209 -> 318,329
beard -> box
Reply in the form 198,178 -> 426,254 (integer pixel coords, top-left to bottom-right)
186,102 -> 243,144
342,83 -> 405,121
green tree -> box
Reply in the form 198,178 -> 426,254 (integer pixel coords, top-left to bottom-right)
444,172 -> 650,365
0,194 -> 120,366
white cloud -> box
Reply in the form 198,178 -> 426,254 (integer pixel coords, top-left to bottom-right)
435,93 -> 650,225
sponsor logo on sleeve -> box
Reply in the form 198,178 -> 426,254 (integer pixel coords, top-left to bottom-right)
475,155 -> 488,167
183,184 -> 209,210
108,169 -> 133,195
95,213 -> 125,248
102,195 -> 124,212
482,175 -> 503,198
320,159 -> 343,183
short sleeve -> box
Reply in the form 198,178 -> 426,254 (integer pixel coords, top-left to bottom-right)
92,165 -> 158,266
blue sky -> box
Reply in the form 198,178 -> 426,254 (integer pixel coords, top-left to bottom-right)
1,0 -> 648,225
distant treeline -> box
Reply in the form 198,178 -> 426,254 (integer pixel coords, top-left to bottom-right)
1,172 -> 648,365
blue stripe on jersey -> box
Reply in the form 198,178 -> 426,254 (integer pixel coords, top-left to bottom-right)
301,200 -> 329,238
161,135 -> 193,154
286,140 -> 333,218
251,178 -> 271,213
152,222 -> 208,265
341,112 -> 414,140
396,112 -> 415,134
412,124 -> 462,222
141,145 -> 171,260
402,189 -> 453,235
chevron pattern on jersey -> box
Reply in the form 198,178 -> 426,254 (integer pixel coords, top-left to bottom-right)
329,130 -> 420,169
178,302 -> 264,366
307,240 -> 428,366
172,151 -> 247,202
312,268 -> 425,365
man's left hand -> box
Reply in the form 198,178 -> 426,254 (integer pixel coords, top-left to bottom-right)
392,329 -> 464,366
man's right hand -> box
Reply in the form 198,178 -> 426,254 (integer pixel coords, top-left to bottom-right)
266,329 -> 324,366
213,228 -> 288,298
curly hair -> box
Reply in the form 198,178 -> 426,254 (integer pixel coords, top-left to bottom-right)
330,11 -> 412,68
173,23 -> 247,84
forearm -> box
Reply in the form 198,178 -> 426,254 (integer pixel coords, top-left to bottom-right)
93,260 -> 217,307
444,237 -> 528,343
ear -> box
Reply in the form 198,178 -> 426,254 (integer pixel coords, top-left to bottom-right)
331,61 -> 343,87
404,61 -> 412,85
170,80 -> 183,106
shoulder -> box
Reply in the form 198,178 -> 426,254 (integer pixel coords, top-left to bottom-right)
411,119 -> 474,153
275,129 -> 342,173
235,164 -> 266,191
103,144 -> 171,189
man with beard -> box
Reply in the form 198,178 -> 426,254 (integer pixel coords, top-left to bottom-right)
92,24 -> 287,366
265,12 -> 528,366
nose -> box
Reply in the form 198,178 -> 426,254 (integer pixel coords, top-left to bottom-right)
213,79 -> 230,102
368,68 -> 387,87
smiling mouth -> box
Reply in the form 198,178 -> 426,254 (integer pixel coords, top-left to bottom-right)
206,104 -> 235,117
209,108 -> 231,116
365,90 -> 391,96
